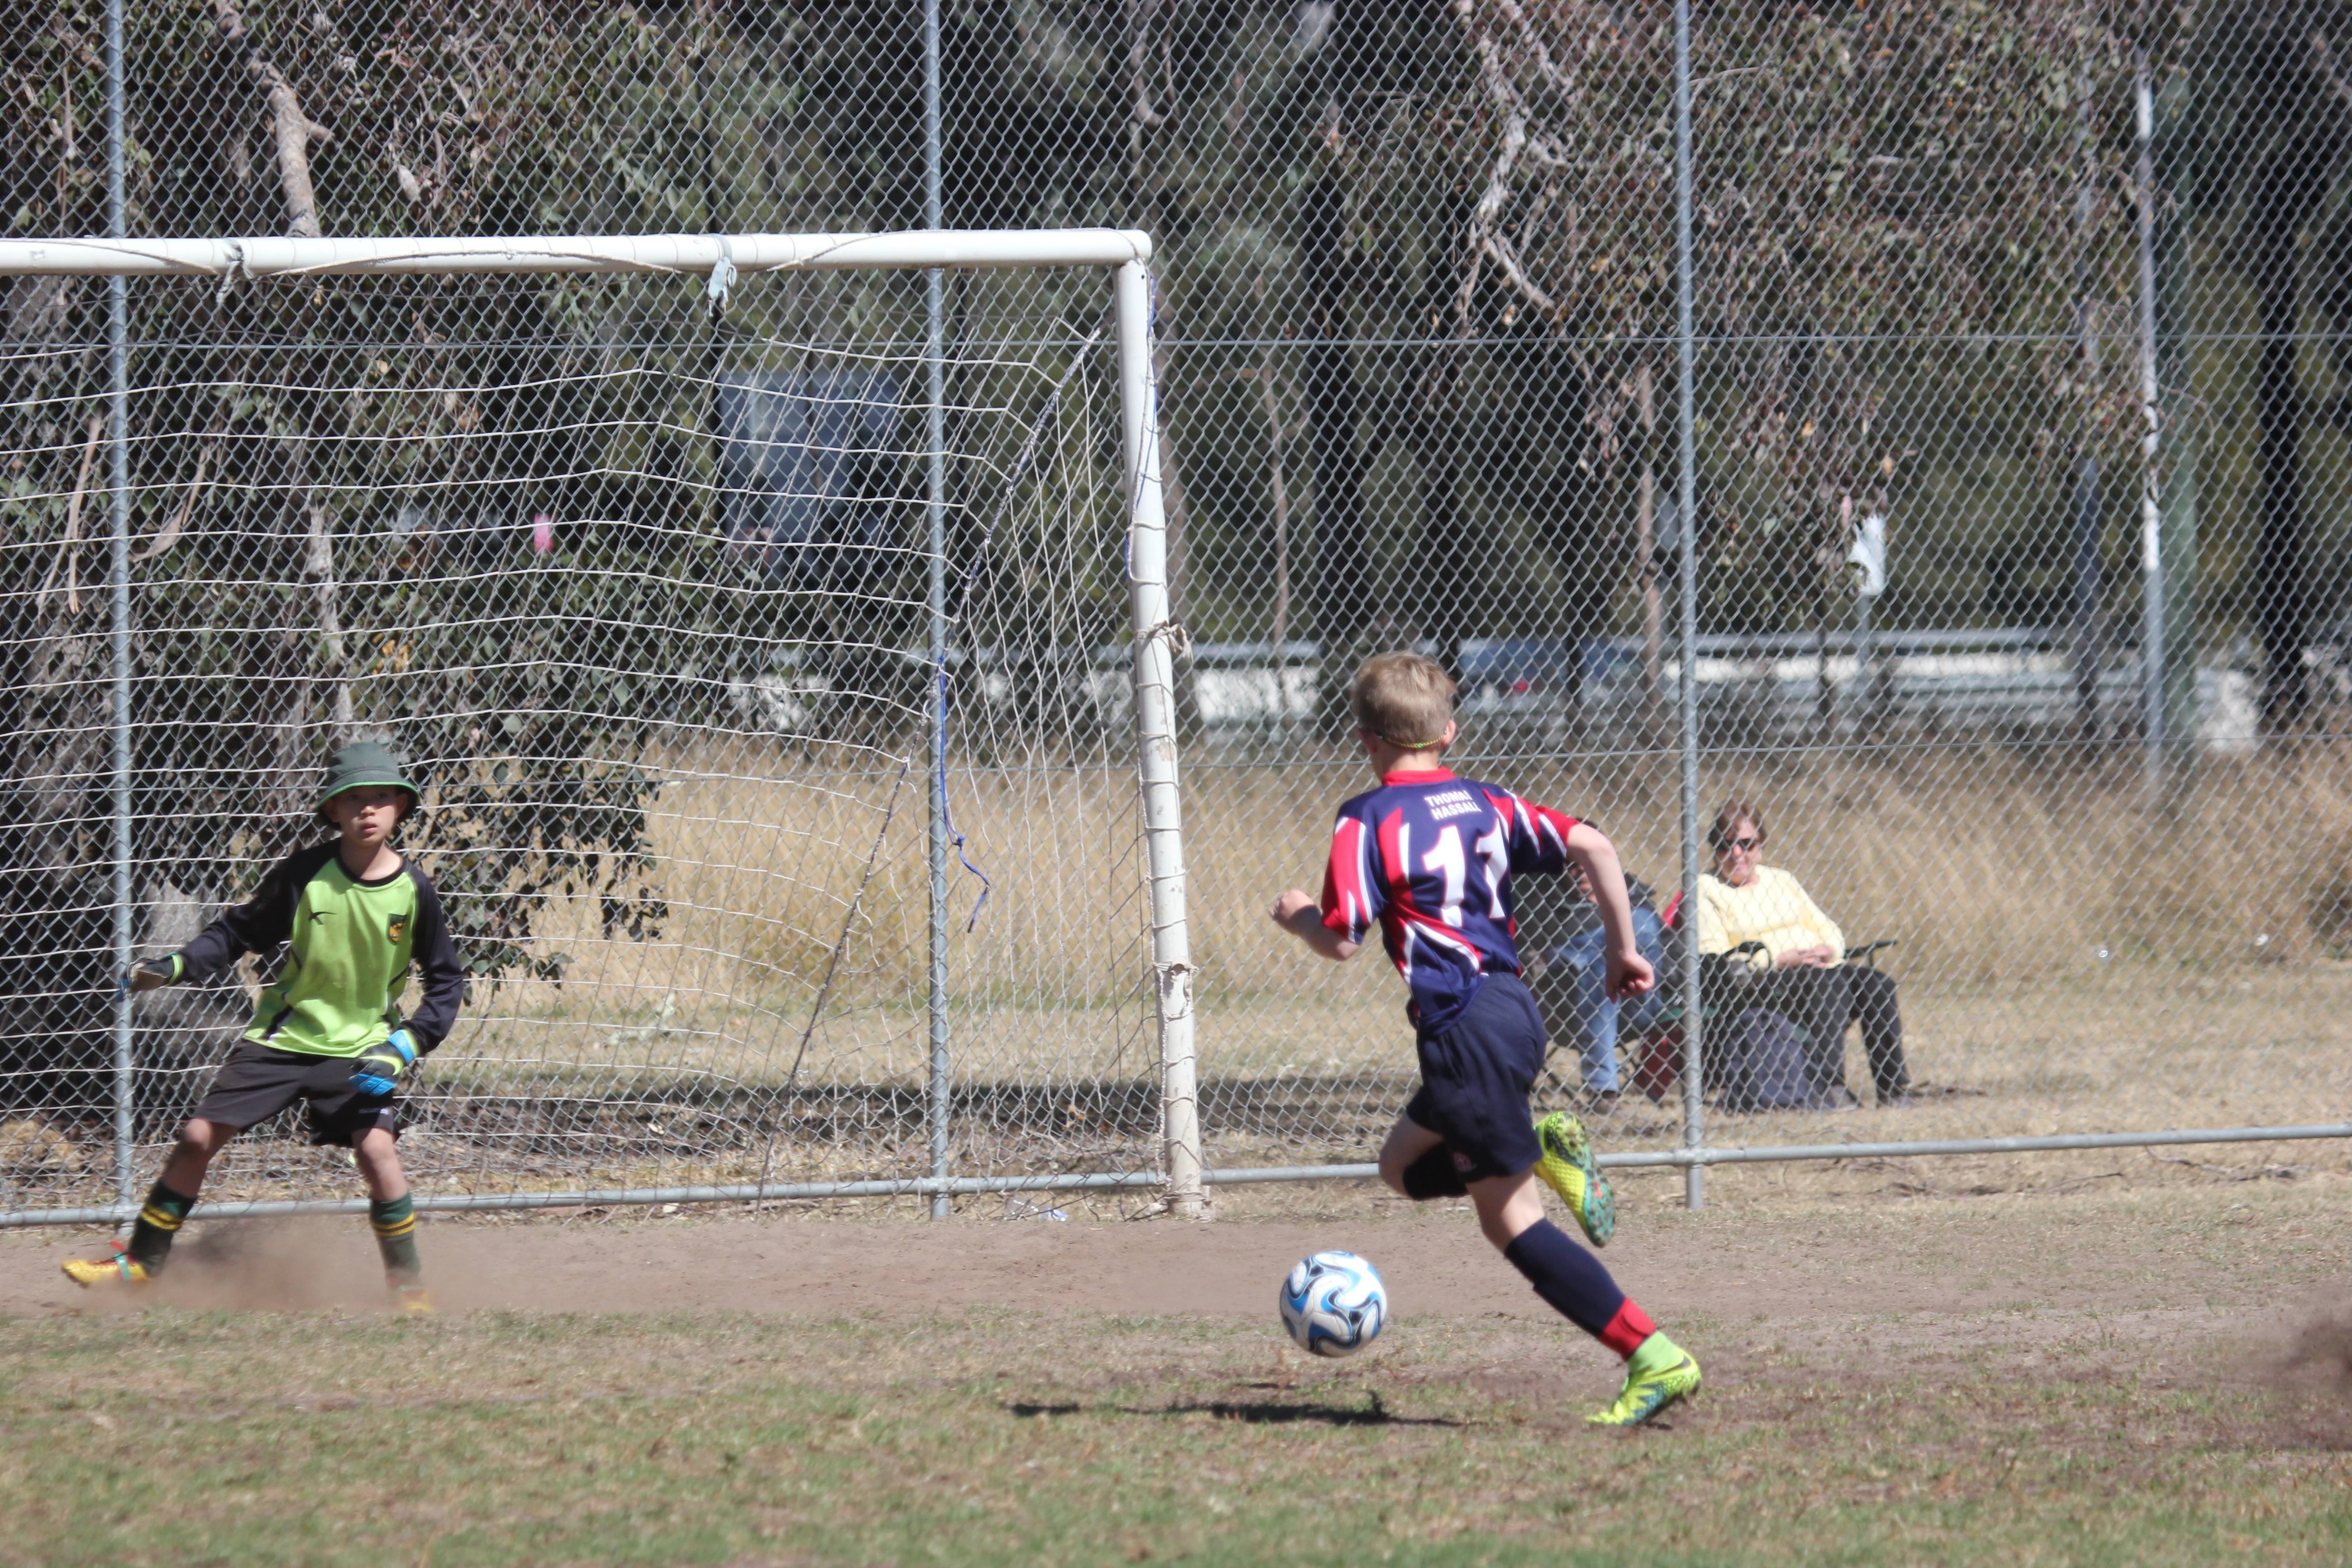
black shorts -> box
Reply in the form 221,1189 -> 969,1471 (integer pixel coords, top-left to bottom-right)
190,1041 -> 399,1147
1402,972 -> 1546,1181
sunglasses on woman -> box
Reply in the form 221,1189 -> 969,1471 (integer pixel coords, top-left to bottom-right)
1712,836 -> 1761,853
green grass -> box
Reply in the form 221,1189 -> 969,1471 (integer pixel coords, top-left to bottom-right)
6,1303 -> 2351,1567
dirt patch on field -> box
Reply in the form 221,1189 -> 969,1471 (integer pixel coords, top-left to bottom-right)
10,1173 -> 2352,1349
0,1196 -> 2267,1324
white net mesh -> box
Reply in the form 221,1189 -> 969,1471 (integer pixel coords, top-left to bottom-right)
2,262 -> 1167,1212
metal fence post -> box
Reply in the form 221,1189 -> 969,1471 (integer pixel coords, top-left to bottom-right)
105,0 -> 135,1213
1116,258 -> 1203,1218
923,0 -> 952,1219
1673,0 -> 1705,1212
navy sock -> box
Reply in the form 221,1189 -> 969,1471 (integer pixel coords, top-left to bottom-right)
1399,1145 -> 1469,1201
1502,1217 -> 1627,1338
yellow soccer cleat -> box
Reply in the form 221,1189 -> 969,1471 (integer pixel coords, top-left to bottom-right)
1587,1333 -> 1701,1427
392,1282 -> 436,1315
1533,1111 -> 1615,1246
60,1248 -> 152,1290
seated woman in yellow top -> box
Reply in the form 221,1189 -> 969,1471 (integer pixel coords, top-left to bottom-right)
1695,799 -> 1911,1109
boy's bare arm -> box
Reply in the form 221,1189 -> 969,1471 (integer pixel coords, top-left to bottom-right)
1563,822 -> 1654,1000
1270,888 -> 1361,962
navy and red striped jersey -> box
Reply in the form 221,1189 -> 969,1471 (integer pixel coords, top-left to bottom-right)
1319,766 -> 1583,1030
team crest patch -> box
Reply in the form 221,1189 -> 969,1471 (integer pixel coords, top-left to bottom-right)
387,916 -> 409,943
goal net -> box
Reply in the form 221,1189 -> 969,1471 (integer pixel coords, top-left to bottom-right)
0,233 -> 1198,1223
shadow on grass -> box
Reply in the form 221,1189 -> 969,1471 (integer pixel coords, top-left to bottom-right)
1010,1392 -> 1460,1428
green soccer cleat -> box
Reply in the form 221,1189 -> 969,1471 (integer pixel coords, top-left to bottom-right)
1587,1333 -> 1701,1427
1533,1111 -> 1615,1246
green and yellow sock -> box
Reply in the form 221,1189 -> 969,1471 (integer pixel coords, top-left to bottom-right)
127,1180 -> 196,1273
369,1194 -> 423,1286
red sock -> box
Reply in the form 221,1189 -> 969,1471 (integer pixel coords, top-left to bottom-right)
1598,1298 -> 1658,1360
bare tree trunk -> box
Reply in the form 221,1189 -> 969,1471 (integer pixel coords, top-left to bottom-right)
0,622 -> 109,1099
1813,490 -> 1847,763
1260,348 -> 1295,737
209,0 -> 331,237
2068,56 -> 2104,746
1635,364 -> 1665,748
1815,597 -> 1836,746
1302,172 -> 1367,668
256,439 -> 336,839
305,500 -> 352,737
2252,121 -> 2321,737
1457,0 -> 1555,323
1415,181 -> 1479,681
38,415 -> 103,616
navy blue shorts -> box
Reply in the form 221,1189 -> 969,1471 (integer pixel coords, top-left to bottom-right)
1402,972 -> 1546,1181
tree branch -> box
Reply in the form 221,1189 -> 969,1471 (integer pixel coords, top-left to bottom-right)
46,19 -> 103,74
1454,0 -> 1558,322
1481,231 -> 1558,318
38,414 -> 103,615
1489,0 -> 1578,103
1128,0 -> 1167,130
137,409 -> 229,563
2310,29 -> 2352,113
209,0 -> 330,237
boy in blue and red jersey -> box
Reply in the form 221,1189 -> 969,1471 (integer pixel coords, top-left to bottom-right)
1272,652 -> 1701,1426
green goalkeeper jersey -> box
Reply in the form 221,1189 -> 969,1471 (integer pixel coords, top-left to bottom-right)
172,842 -> 466,1059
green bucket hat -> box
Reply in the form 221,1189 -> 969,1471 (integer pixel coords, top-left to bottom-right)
315,741 -> 421,823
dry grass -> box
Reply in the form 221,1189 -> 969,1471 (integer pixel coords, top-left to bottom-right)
438,740 -> 2352,1110
448,739 -> 1153,1091
1175,739 -> 2352,986
55,743 -> 2349,1213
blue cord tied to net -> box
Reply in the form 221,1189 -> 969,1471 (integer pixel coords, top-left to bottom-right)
936,666 -> 990,931
934,310 -> 1113,932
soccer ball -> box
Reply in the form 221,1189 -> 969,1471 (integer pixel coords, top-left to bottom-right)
1279,1251 -> 1387,1357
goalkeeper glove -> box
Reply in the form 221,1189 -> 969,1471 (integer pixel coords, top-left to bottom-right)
349,1029 -> 419,1098
122,956 -> 180,995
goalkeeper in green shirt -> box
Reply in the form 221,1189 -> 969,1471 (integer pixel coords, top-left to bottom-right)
62,742 -> 466,1312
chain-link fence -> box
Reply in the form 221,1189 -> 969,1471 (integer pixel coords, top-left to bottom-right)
7,2 -> 2352,1222
1,235 -> 1198,1221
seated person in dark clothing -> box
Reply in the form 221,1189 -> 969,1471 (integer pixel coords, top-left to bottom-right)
1521,861 -> 1667,1114
1693,797 -> 1911,1109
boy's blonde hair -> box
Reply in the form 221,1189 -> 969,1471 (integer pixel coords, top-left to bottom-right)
1350,651 -> 1456,749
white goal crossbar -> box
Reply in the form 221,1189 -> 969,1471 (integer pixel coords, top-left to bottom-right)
0,231 -> 1202,1223
0,229 -> 1153,278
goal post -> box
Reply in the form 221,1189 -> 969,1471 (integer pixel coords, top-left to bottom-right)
0,230 -> 1204,1224
1114,258 -> 1202,1219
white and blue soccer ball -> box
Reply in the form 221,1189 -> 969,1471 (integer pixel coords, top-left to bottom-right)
1279,1250 -> 1387,1357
